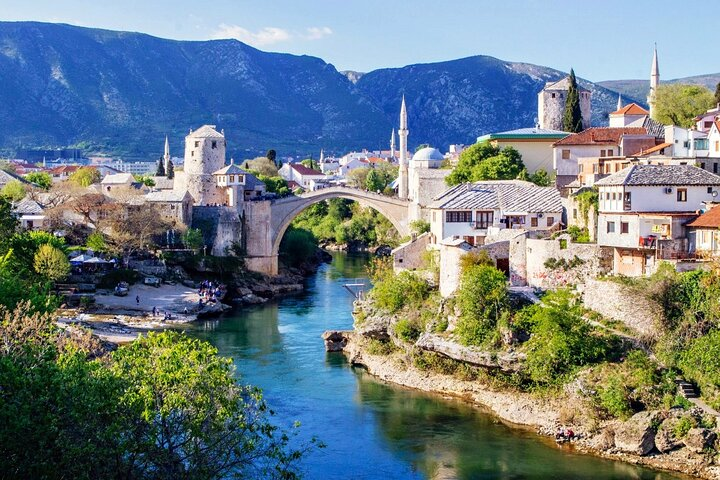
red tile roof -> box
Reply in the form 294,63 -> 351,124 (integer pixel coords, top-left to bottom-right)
687,206 -> 720,228
290,163 -> 323,176
611,103 -> 649,116
553,127 -> 648,146
629,142 -> 672,157
50,165 -> 80,175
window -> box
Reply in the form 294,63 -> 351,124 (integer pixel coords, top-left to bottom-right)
562,149 -> 570,160
620,222 -> 629,234
708,187 -> 714,194
607,221 -> 615,233
230,175 -> 235,182
211,141 -> 217,149
551,93 -> 556,98
706,121 -> 713,129
432,212 -> 436,222
546,216 -> 554,227
475,211 -> 493,229
716,141 -> 720,152
572,208 -> 577,219
608,149 -> 614,156
531,217 -> 538,227
605,192 -> 610,200
714,163 -> 718,174
600,149 -> 606,157
701,163 -> 706,169
623,191 -> 632,211
677,188 -> 687,202
446,210 -> 472,223
191,151 -> 194,157
194,141 -> 200,147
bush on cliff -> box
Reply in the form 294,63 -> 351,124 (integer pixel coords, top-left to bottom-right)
455,264 -> 508,346
371,269 -> 428,313
279,226 -> 318,267
524,289 -> 616,385
678,329 -> 720,409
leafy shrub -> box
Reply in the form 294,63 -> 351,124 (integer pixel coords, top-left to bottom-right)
524,290 -> 615,385
371,270 -> 428,313
678,329 -> 720,408
566,226 -> 591,243
366,339 -> 395,355
394,319 -> 422,343
279,226 -> 317,267
674,416 -> 695,438
455,264 -> 507,345
409,219 -> 430,235
458,249 -> 494,274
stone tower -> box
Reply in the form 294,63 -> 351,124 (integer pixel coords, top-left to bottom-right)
398,97 -> 409,200
163,135 -> 171,174
537,76 -> 592,131
648,45 -> 660,118
181,125 -> 227,205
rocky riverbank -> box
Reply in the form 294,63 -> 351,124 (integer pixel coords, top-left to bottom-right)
325,301 -> 720,479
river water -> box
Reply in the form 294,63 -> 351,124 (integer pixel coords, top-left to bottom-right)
185,253 -> 680,479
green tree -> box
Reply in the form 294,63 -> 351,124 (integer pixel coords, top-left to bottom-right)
410,219 -> 430,235
25,171 -> 52,190
0,197 -> 18,245
414,143 -> 430,152
524,289 -> 613,384
562,69 -> 584,133
255,174 -> 290,196
33,244 -> 70,282
69,166 -> 101,187
347,167 -> 371,188
279,226 -> 318,266
243,157 -> 279,177
653,84 -> 716,127
1,180 -> 27,201
155,157 -> 166,176
133,174 -> 155,187
366,168 -> 384,192
455,264 -> 508,345
86,231 -> 107,252
446,141 -> 501,185
471,147 -> 524,181
715,82 -> 720,106
266,149 -> 277,166
166,160 -> 175,179
182,227 -> 204,250
300,158 -> 320,172
110,331 -> 309,479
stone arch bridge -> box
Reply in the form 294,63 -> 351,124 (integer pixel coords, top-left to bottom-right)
243,186 -> 411,275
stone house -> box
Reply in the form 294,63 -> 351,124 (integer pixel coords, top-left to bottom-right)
12,197 -> 45,230
686,205 -> 720,257
427,180 -> 563,247
100,172 -> 137,194
476,127 -> 567,174
595,164 -> 720,276
552,127 -> 657,190
144,190 -> 194,227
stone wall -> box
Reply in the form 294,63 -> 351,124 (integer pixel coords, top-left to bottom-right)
393,233 -> 431,271
242,200 -> 276,275
579,278 -> 660,336
192,205 -> 243,257
439,241 -> 472,297
525,236 -> 611,289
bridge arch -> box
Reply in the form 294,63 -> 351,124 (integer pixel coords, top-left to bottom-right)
244,187 -> 411,275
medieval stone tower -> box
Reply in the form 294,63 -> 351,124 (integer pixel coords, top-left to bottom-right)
537,76 -> 592,131
175,125 -> 227,205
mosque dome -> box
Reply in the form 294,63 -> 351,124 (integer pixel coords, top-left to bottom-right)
411,147 -> 444,162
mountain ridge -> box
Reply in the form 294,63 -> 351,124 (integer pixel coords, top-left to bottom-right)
0,21 -> 697,160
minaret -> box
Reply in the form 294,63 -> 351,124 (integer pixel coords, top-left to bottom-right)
319,149 -> 324,163
616,93 -> 623,111
163,135 -> 171,174
648,44 -> 659,118
390,129 -> 396,160
398,96 -> 409,200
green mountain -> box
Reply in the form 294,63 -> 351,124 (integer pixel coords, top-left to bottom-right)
0,21 -> 673,160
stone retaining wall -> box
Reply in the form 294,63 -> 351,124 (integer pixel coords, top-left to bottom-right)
579,278 -> 660,336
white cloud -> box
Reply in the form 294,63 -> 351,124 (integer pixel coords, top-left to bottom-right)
303,27 -> 333,40
212,24 -> 291,46
211,24 -> 333,47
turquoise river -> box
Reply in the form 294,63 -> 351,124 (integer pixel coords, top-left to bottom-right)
185,253 -> 681,480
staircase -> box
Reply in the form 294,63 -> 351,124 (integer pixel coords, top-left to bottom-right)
676,379 -> 699,399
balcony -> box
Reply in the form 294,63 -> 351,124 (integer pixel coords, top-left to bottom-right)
638,236 -> 657,249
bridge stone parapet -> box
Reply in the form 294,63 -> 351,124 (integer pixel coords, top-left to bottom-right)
243,186 -> 411,275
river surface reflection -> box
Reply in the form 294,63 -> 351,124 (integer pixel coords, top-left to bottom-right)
184,253 -> 681,479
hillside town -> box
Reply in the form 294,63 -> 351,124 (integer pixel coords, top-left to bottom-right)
4,36 -> 720,479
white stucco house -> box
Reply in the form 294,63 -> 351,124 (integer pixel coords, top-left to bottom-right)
595,164 -> 720,276
278,163 -> 327,190
476,128 -> 568,174
428,180 -> 563,246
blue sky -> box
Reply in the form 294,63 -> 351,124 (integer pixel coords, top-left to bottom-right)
1,0 -> 717,81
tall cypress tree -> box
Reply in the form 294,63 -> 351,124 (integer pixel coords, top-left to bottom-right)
166,161 -> 174,179
562,69 -> 584,133
155,157 -> 165,176
714,82 -> 720,106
